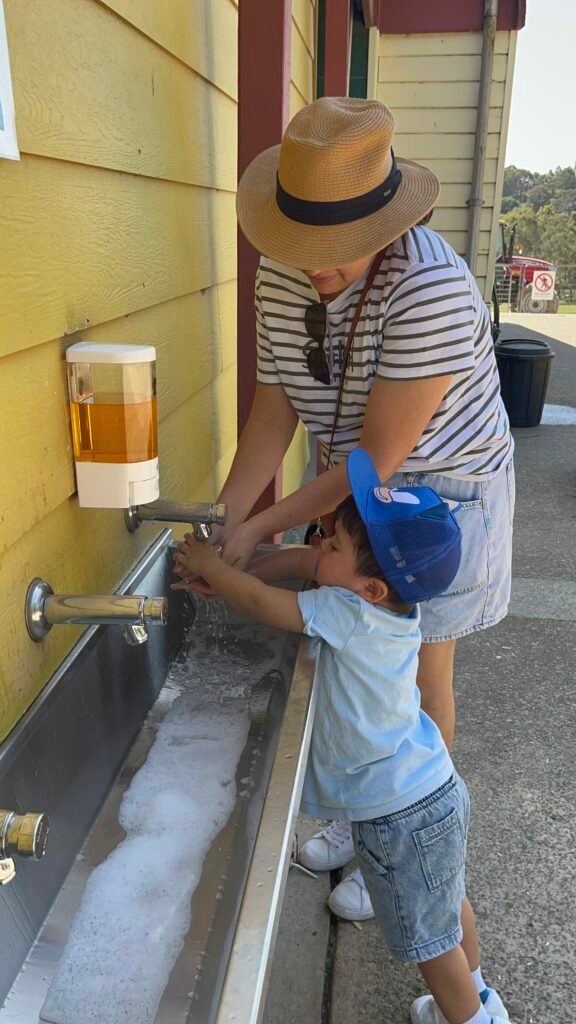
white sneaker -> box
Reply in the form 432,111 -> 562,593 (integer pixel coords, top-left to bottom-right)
299,821 -> 355,872
410,988 -> 509,1024
327,867 -> 374,921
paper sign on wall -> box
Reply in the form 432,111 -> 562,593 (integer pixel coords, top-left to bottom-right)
0,0 -> 19,160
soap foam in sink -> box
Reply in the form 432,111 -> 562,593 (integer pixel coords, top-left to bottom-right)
41,696 -> 250,1024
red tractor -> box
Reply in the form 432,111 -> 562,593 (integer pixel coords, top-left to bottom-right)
494,221 -> 559,313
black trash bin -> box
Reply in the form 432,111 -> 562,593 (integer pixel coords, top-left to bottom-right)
494,337 -> 555,427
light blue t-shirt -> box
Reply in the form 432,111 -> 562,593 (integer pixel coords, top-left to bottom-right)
297,586 -> 453,821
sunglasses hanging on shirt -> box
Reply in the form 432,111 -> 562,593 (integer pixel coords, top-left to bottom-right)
303,301 -> 331,385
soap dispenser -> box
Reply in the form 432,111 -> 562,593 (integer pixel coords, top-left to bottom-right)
66,342 -> 159,508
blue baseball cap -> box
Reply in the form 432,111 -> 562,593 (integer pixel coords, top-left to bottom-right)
346,448 -> 462,603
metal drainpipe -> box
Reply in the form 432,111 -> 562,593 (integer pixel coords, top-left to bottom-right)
466,0 -> 499,277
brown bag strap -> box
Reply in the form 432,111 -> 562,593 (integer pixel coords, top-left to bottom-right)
324,250 -> 385,469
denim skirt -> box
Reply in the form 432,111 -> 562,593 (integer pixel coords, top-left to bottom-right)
386,458 -> 516,643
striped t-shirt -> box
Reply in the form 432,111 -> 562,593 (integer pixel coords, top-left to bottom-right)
255,225 -> 512,479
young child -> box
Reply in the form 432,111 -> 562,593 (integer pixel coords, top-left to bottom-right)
174,448 -> 509,1024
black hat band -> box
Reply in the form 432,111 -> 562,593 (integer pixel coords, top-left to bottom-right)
276,152 -> 402,226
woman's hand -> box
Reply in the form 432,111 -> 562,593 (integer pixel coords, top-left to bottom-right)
219,519 -> 261,571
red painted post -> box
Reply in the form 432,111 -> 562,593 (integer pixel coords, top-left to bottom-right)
237,0 -> 292,518
324,0 -> 351,97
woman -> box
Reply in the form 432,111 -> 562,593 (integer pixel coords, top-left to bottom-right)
176,97 -> 515,921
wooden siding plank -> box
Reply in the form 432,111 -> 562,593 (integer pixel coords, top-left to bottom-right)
290,82 -> 308,118
292,0 -> 316,60
156,364 -> 237,505
0,284 -> 237,557
378,31 -> 511,58
391,106 -> 502,135
291,18 -> 315,103
282,423 -> 309,498
380,81 -> 505,109
475,254 -> 489,280
428,228 -> 491,256
96,0 -> 238,99
0,342 -> 75,557
439,182 -> 496,207
418,158 -> 498,184
0,155 -> 236,359
393,132 -> 501,159
431,207 -> 493,232
379,53 -> 507,83
6,0 -> 237,188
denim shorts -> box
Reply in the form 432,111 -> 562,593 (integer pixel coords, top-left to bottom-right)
352,773 -> 470,964
386,458 -> 516,642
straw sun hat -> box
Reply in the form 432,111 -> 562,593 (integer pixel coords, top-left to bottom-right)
236,96 -> 440,268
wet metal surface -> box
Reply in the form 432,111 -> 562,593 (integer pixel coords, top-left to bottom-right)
0,540 -> 317,1024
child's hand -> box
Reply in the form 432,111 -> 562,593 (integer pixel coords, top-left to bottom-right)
174,533 -> 217,577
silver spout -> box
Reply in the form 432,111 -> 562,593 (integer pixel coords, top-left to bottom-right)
125,500 -> 227,534
25,579 -> 168,642
122,623 -> 149,646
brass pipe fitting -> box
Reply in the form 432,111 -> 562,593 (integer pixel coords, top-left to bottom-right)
0,810 -> 50,861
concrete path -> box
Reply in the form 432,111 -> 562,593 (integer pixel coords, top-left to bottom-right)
264,314 -> 576,1024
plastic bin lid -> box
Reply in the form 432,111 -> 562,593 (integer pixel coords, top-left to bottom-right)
66,342 -> 156,364
494,337 -> 555,359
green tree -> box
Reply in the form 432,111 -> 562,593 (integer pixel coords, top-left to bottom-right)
503,165 -> 537,206
538,207 -> 576,266
501,164 -> 576,264
502,204 -> 541,255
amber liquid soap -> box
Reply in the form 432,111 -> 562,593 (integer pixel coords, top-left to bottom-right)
70,396 -> 158,464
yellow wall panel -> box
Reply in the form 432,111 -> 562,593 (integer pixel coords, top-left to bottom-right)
98,0 -> 238,99
5,0 -> 237,189
286,0 -> 315,494
391,132 -> 501,160
282,424 -> 310,499
379,53 -> 507,83
157,364 -> 237,502
377,31 -> 510,57
392,107 -> 502,135
0,364 -> 237,741
381,81 -> 505,109
0,284 -> 237,558
0,0 -> 239,738
0,341 -> 73,557
375,29 -> 514,296
291,18 -> 315,104
290,82 -> 308,119
0,155 -> 236,359
292,0 -> 316,60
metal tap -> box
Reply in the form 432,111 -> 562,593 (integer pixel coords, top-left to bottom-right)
0,811 -> 50,885
124,500 -> 227,539
25,580 -> 168,644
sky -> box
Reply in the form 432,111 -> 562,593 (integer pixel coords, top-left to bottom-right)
505,0 -> 576,173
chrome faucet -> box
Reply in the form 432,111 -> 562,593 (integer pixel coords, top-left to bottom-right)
124,500 -> 227,539
25,580 -> 168,645
0,810 -> 50,885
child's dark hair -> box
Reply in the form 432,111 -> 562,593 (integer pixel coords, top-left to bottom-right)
335,496 -> 387,582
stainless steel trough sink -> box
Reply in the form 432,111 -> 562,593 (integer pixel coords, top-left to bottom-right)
0,533 -> 318,1024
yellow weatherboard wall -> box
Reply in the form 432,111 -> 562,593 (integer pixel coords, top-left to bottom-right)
0,0 -> 238,740
369,29 -> 517,299
283,0 -> 317,494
